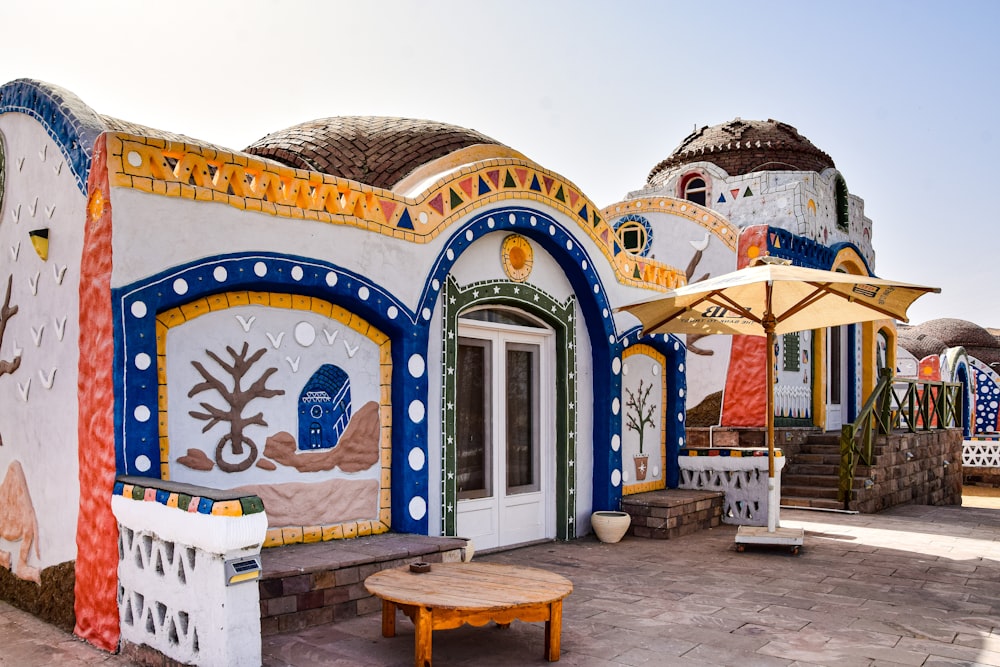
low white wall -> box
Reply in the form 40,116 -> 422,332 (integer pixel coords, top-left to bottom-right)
678,450 -> 784,527
112,491 -> 268,667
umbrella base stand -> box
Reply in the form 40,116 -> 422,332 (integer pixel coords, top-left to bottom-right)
734,525 -> 804,554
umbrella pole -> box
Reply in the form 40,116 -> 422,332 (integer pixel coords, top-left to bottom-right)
766,326 -> 778,533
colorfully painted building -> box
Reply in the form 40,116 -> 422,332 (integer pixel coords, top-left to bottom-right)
605,118 -> 888,438
0,81 -> 899,657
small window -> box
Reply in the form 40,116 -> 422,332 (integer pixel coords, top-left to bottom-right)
681,173 -> 708,206
835,175 -> 849,231
782,333 -> 801,372
613,214 -> 653,256
618,222 -> 647,255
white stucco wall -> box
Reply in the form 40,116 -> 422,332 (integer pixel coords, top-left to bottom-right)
0,113 -> 86,570
632,162 -> 875,270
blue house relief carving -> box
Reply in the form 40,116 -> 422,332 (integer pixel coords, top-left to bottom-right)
298,364 -> 352,450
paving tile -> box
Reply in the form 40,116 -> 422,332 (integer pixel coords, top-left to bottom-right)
898,635 -> 1000,666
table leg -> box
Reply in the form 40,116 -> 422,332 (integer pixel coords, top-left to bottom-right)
381,600 -> 397,638
414,606 -> 432,667
544,600 -> 562,661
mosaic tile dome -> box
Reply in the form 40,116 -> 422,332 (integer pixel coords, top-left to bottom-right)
244,116 -> 510,190
647,118 -> 836,186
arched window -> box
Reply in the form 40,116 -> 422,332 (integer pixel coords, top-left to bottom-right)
876,329 -> 889,376
834,175 -> 849,231
680,173 -> 708,207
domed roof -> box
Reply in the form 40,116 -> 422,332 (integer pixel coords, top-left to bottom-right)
244,117 -> 508,190
896,328 -> 948,361
910,318 -> 999,349
898,318 -> 1000,367
646,118 -> 836,186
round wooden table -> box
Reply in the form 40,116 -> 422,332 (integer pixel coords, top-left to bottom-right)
365,561 -> 573,666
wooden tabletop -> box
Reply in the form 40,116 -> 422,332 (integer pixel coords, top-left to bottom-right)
364,561 -> 573,611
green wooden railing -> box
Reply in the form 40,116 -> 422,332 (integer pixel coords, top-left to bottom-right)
838,369 -> 962,508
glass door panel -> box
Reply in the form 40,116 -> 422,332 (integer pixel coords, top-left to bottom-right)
505,343 -> 540,494
457,338 -> 492,500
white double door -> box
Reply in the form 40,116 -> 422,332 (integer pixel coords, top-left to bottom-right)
455,318 -> 555,550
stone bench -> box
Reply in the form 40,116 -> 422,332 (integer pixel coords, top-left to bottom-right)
620,489 -> 724,539
258,533 -> 469,636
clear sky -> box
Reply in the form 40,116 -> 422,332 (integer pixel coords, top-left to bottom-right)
2,0 -> 996,327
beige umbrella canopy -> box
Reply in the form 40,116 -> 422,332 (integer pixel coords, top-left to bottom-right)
619,257 -> 940,535
622,259 -> 940,338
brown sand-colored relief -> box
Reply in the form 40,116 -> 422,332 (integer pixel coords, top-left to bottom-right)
177,401 -> 381,473
0,275 -> 22,447
187,342 -> 285,473
264,401 -> 380,473
684,235 -> 714,356
0,275 -> 20,378
0,461 -> 41,584
175,448 -> 214,471
234,477 -> 380,527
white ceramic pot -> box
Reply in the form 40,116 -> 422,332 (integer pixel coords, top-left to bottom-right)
591,510 -> 631,543
462,539 -> 475,562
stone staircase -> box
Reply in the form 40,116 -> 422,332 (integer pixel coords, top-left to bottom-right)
780,432 -> 871,511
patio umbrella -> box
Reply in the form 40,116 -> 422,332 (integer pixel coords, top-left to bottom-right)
618,257 -> 940,540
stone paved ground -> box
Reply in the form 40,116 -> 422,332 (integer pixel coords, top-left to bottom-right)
262,503 -> 1000,667
1,499 -> 998,666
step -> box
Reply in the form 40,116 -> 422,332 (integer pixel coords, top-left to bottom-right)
781,473 -> 842,487
804,433 -> 842,446
781,496 -> 845,511
783,463 -> 840,476
779,485 -> 840,500
793,453 -> 842,465
797,444 -> 841,455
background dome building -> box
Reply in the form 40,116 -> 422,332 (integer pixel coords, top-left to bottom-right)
898,318 -> 1000,437
899,318 -> 1000,369
607,117 -> 885,439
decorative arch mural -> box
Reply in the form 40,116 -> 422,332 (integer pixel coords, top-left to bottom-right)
112,254 -> 418,546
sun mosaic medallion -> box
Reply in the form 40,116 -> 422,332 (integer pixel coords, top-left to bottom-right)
501,234 -> 533,282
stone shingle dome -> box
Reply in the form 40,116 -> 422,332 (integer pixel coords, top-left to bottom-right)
899,318 -> 1000,367
897,328 -> 948,361
916,318 -> 999,349
647,118 -> 836,187
244,117 -> 509,190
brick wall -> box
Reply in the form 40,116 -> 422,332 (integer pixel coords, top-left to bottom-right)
851,429 -> 964,513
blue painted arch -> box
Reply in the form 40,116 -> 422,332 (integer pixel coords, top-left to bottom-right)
416,205 -> 687,514
0,78 -> 107,194
112,253 -> 433,531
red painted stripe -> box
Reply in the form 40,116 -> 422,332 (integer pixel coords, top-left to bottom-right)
74,134 -> 119,651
